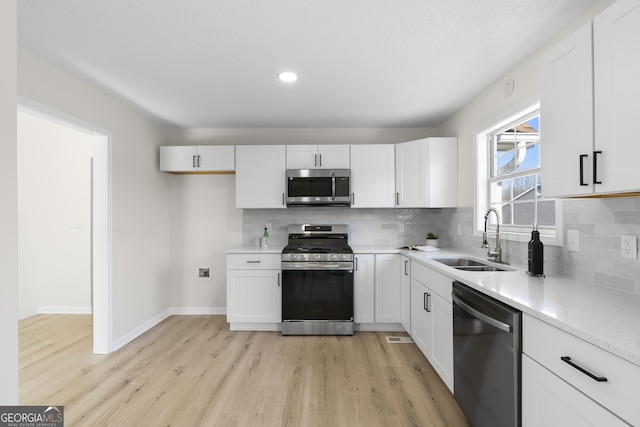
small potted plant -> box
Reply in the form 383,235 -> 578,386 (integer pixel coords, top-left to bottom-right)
425,232 -> 439,247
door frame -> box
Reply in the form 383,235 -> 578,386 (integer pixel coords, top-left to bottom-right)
17,98 -> 113,354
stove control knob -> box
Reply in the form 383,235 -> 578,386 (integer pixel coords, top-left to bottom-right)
299,255 -> 306,261
340,254 -> 347,261
315,254 -> 322,261
329,254 -> 337,261
289,254 -> 297,261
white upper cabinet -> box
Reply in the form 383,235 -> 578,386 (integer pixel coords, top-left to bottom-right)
541,0 -> 640,197
235,145 -> 287,209
286,145 -> 350,169
540,22 -> 594,198
350,144 -> 396,208
160,145 -> 235,173
593,0 -> 640,194
395,137 -> 458,208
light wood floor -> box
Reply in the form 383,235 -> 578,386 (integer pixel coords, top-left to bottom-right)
19,314 -> 469,427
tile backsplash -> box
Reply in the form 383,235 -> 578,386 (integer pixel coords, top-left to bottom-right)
243,208 -> 453,248
243,197 -> 640,295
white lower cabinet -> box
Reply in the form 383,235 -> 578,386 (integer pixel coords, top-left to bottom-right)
522,355 -> 628,427
353,254 -> 375,323
226,254 -> 281,328
410,262 -> 453,392
354,253 -> 402,326
522,314 -> 638,426
374,254 -> 401,323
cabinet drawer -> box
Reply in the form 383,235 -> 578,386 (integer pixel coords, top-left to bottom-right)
411,262 -> 452,302
523,314 -> 640,426
227,254 -> 281,270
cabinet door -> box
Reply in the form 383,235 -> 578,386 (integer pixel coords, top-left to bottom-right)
411,277 -> 433,353
594,0 -> 640,194
374,254 -> 401,323
396,139 -> 427,207
353,254 -> 375,323
400,256 -> 411,333
226,269 -> 281,323
317,145 -> 350,169
430,293 -> 453,391
426,137 -> 457,207
395,138 -> 458,207
540,22 -> 594,198
197,146 -> 235,172
286,145 -> 317,169
522,355 -> 629,427
235,145 -> 286,208
351,144 -> 395,207
160,146 -> 198,171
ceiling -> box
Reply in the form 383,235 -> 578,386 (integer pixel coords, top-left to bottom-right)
17,0 -> 598,129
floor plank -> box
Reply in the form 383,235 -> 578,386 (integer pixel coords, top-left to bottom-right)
19,314 -> 469,426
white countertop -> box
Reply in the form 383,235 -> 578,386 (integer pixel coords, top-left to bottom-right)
227,245 -> 640,367
402,249 -> 640,368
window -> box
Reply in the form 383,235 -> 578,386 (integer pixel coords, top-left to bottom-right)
477,102 -> 559,243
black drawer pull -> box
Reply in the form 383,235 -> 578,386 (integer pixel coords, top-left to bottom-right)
593,150 -> 602,184
560,356 -> 607,382
579,154 -> 588,186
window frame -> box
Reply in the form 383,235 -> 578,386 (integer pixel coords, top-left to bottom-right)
475,99 -> 562,246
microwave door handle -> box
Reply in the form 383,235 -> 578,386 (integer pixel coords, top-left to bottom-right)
331,172 -> 336,201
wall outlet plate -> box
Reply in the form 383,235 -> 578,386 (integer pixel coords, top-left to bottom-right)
621,235 -> 637,259
567,230 -> 579,252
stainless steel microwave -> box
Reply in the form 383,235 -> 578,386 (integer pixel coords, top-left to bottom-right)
286,169 -> 351,207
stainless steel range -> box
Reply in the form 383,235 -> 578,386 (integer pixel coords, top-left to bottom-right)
281,224 -> 354,336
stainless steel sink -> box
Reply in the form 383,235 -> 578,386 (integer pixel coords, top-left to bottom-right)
433,258 -> 509,272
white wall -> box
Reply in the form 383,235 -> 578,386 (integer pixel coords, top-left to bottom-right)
0,0 -> 18,404
436,0 -> 616,207
18,49 -> 173,349
17,110 -> 93,319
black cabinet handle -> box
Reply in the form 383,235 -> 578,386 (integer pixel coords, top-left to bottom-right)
193,155 -> 197,168
355,257 -> 359,271
424,293 -> 431,312
396,193 -> 400,205
579,154 -> 588,186
560,356 -> 607,382
404,260 -> 409,275
593,151 -> 602,185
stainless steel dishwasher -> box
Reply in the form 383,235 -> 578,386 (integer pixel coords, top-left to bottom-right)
452,281 -> 522,427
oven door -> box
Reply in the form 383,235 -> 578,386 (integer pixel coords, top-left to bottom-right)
282,269 -> 354,322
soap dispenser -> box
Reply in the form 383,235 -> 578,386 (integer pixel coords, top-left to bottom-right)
527,225 -> 544,277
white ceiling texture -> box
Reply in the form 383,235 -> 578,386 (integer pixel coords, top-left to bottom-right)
17,0 -> 598,128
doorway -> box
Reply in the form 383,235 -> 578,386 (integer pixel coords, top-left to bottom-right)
17,101 -> 112,354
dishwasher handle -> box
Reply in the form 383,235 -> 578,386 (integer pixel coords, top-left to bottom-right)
452,293 -> 512,333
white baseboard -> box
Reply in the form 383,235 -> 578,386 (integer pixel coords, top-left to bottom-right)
112,308 -> 172,352
170,307 -> 226,315
355,323 -> 405,332
229,322 -> 282,332
38,306 -> 92,315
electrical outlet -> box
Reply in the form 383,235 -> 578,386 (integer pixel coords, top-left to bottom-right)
567,230 -> 579,252
621,235 -> 637,259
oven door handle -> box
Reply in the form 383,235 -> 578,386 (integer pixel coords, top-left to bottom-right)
282,263 -> 354,271
452,293 -> 511,333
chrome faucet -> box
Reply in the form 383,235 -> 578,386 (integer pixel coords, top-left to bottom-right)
482,208 -> 504,264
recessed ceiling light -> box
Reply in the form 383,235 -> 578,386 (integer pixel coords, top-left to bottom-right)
278,72 -> 298,83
